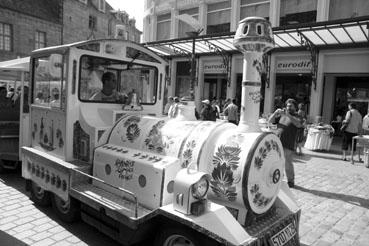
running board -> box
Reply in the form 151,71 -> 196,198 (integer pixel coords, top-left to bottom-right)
70,182 -> 153,228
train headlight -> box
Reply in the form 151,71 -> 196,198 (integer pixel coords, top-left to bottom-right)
173,169 -> 210,216
191,177 -> 209,199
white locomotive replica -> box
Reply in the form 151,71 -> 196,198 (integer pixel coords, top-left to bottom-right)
21,17 -> 300,246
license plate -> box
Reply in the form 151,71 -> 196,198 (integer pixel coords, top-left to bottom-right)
270,223 -> 296,246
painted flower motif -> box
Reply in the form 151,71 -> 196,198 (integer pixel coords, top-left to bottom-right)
122,116 -> 141,143
250,184 -> 259,194
182,149 -> 193,168
212,145 -> 241,170
210,163 -> 237,202
126,124 -> 140,142
144,120 -> 166,153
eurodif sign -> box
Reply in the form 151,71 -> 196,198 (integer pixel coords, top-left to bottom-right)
276,59 -> 312,73
204,61 -> 227,74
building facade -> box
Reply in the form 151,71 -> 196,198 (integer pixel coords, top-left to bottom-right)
0,0 -> 141,62
143,0 -> 369,123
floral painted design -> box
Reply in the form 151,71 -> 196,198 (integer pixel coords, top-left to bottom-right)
144,120 -> 166,153
182,140 -> 196,168
249,184 -> 272,208
254,140 -> 282,170
115,159 -> 134,180
210,144 -> 242,202
123,116 -> 141,143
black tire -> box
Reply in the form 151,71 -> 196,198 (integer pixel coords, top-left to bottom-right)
51,194 -> 80,223
30,181 -> 51,206
154,226 -> 215,246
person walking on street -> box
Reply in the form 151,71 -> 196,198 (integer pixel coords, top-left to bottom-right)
269,98 -> 302,188
296,103 -> 307,155
224,99 -> 238,124
200,99 -> 216,121
341,102 -> 362,161
168,97 -> 180,118
212,99 -> 221,119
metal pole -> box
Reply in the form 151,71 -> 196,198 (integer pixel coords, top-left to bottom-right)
190,37 -> 196,100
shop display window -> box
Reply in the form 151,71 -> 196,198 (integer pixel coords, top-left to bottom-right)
274,75 -> 311,112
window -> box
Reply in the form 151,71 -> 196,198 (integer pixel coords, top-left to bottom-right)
240,0 -> 270,20
98,0 -> 105,12
280,0 -> 317,26
33,54 -> 66,109
0,22 -> 12,51
178,8 -> 199,38
89,15 -> 97,30
207,1 -> 231,34
35,31 -> 46,49
175,61 -> 192,99
329,0 -> 369,20
79,56 -> 158,104
156,13 -> 171,41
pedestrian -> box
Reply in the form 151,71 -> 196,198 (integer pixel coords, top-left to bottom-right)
164,96 -> 174,115
212,99 -> 221,119
269,98 -> 302,188
296,103 -> 307,155
223,99 -> 238,124
362,108 -> 369,135
200,99 -> 216,121
341,102 -> 362,161
223,98 -> 231,112
168,97 -> 180,118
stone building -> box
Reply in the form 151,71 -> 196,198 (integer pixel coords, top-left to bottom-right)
143,0 -> 369,122
0,0 -> 141,62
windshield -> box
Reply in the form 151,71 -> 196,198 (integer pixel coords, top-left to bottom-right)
79,55 -> 158,104
32,53 -> 66,109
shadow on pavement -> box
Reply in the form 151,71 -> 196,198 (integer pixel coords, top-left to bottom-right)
0,231 -> 28,246
293,185 -> 369,209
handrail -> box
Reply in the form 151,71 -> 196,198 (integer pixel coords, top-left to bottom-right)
72,169 -> 139,218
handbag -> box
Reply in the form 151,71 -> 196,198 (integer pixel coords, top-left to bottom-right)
340,111 -> 352,132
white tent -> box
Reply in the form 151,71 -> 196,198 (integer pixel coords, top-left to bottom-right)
0,57 -> 30,87
0,57 -> 30,72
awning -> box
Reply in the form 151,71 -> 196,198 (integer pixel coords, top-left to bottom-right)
144,15 -> 369,57
0,57 -> 30,82
0,57 -> 30,72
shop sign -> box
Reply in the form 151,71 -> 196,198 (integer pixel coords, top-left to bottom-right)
204,62 -> 227,74
276,59 -> 312,73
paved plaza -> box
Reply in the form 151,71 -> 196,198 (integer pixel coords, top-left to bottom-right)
0,140 -> 368,245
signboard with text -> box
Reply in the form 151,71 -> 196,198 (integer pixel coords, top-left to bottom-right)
276,59 -> 312,73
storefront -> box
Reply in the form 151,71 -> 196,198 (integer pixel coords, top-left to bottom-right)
320,49 -> 369,123
145,16 -> 369,119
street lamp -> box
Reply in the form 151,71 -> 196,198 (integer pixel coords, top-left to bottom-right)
186,30 -> 202,101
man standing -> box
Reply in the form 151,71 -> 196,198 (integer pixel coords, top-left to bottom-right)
224,99 -> 238,124
200,99 -> 216,121
269,98 -> 302,188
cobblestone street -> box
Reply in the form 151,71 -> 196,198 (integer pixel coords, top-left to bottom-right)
294,140 -> 369,246
0,170 -> 120,246
0,141 -> 368,246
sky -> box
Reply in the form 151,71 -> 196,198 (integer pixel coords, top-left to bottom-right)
106,0 -> 145,31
